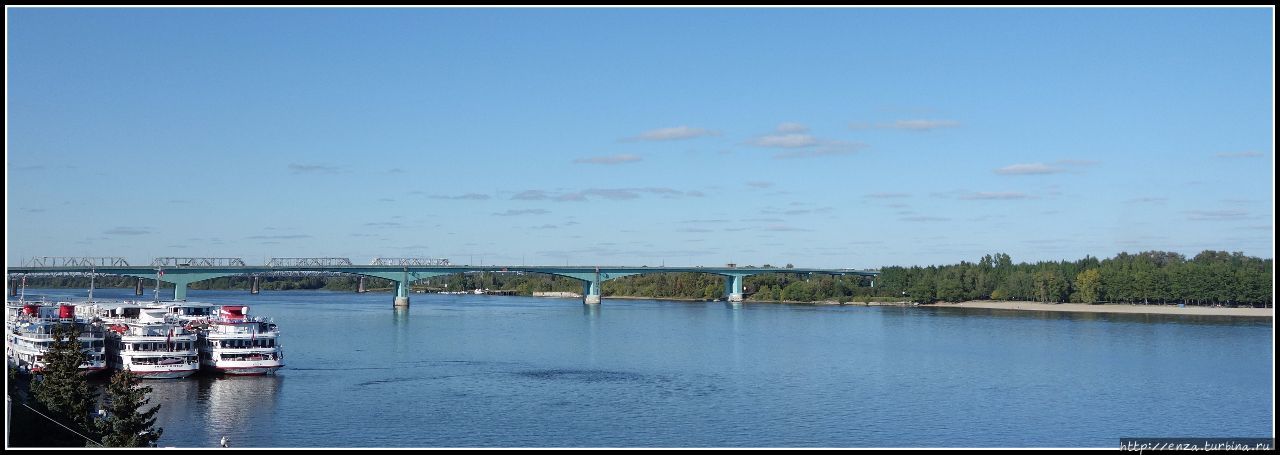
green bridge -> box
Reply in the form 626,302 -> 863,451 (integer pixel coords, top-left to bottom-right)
6,258 -> 880,306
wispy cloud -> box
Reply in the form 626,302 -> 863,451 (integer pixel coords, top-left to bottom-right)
288,163 -> 340,174
744,123 -> 867,158
958,191 -> 1032,200
875,119 -> 957,132
1185,210 -> 1250,221
865,192 -> 911,199
746,181 -> 774,189
775,122 -> 809,133
748,133 -> 818,148
677,228 -> 714,233
899,216 -> 951,222
430,193 -> 491,200
510,187 -> 703,202
104,227 -> 150,236
1126,197 -> 1167,204
364,222 -> 402,228
772,141 -> 867,159
994,163 -> 1065,175
995,159 -> 1097,175
762,224 -> 812,232
493,209 -> 550,216
245,234 -> 312,239
681,219 -> 729,224
573,154 -> 643,165
512,190 -> 552,200
625,126 -> 719,141
1214,151 -> 1264,159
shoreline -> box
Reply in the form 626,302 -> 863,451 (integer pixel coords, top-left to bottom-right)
926,300 -> 1273,318
16,287 -> 1274,317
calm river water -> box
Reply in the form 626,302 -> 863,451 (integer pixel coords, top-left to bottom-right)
21,288 -> 1275,448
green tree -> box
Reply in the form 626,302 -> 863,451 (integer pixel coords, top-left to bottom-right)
98,371 -> 163,447
1074,269 -> 1102,304
31,323 -> 98,442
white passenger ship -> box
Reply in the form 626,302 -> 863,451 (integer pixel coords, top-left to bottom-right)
6,301 -> 107,375
196,305 -> 284,375
89,303 -> 199,379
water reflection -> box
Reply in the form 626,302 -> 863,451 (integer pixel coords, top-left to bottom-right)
198,375 -> 284,448
919,305 -> 1271,326
392,307 -> 410,325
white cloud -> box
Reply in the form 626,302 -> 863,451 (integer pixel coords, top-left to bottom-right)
775,122 -> 810,133
288,163 -> 340,174
493,209 -> 551,216
994,163 -> 1064,175
748,133 -> 818,148
959,191 -> 1032,200
772,140 -> 867,159
626,126 -> 719,141
573,154 -> 643,165
877,119 -> 960,131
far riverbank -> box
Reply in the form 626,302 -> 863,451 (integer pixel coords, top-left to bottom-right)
927,300 -> 1273,318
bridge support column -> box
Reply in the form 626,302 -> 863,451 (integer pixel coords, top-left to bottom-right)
583,280 -> 601,305
357,277 -> 367,293
725,274 -> 744,302
250,276 -> 260,294
394,271 -> 410,307
135,278 -> 144,296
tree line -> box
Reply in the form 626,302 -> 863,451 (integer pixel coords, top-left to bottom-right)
15,250 -> 1272,307
8,324 -> 162,447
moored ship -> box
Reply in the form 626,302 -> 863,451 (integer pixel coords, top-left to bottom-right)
196,305 -> 284,375
6,301 -> 107,375
99,304 -> 199,379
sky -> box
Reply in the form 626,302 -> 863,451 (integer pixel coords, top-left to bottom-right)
5,7 -> 1275,269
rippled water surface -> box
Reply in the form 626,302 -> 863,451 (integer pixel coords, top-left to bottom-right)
22,288 -> 1274,447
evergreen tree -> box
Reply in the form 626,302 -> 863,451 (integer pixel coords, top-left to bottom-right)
98,370 -> 164,447
30,323 -> 98,442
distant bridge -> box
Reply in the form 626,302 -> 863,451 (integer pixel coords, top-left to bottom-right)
6,257 -> 879,306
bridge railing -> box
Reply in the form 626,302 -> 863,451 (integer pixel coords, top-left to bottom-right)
151,257 -> 247,267
24,257 -> 130,267
266,257 -> 353,267
370,258 -> 451,266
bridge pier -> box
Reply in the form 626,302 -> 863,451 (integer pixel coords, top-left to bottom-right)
135,278 -> 144,296
583,279 -> 601,305
393,275 -> 410,307
724,274 -> 745,302
250,275 -> 260,294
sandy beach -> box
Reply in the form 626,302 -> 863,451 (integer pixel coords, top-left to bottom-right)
928,300 -> 1273,318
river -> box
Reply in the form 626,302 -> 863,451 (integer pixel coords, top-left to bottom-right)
15,288 -> 1274,447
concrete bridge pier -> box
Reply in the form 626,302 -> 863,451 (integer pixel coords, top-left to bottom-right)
724,274 -> 745,303
583,279 -> 601,305
394,279 -> 410,307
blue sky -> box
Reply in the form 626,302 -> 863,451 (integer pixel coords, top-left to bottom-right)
5,7 -> 1274,269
